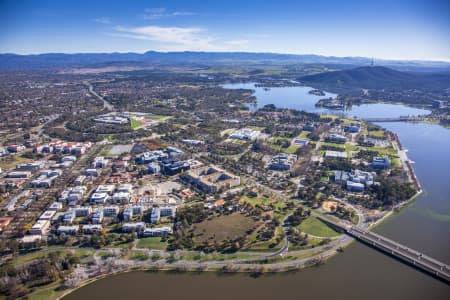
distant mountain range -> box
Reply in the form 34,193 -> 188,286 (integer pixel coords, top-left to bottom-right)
1,51 -> 450,72
299,66 -> 450,90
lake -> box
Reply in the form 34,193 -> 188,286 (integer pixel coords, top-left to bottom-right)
65,85 -> 449,300
222,82 -> 431,118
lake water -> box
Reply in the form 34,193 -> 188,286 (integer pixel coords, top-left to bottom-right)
222,82 -> 431,118
65,85 -> 449,300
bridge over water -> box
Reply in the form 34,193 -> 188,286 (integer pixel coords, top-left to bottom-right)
362,116 -> 424,122
318,216 -> 450,284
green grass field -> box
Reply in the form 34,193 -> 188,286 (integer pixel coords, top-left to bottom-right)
0,154 -> 33,171
25,282 -> 65,300
368,129 -> 386,138
241,195 -> 273,207
129,252 -> 149,261
298,216 -> 340,238
297,131 -> 310,139
136,237 -> 168,250
285,145 -> 299,154
130,117 -> 141,129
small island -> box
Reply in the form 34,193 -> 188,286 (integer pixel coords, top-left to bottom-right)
308,89 -> 326,96
315,97 -> 346,109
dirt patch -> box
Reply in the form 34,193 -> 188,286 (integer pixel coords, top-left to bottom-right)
193,213 -> 258,244
140,138 -> 167,151
321,200 -> 338,213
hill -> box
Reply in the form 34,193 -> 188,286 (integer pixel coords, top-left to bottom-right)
298,66 -> 450,90
1,51 -> 450,72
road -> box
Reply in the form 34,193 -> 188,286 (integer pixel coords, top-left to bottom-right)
84,81 -> 114,111
348,225 -> 450,283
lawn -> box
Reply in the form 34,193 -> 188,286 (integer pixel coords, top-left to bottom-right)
193,213 -> 258,244
180,252 -> 255,261
271,136 -> 291,144
320,114 -> 339,120
130,117 -> 141,129
298,216 -> 340,238
283,236 -> 325,251
136,237 -> 168,250
244,239 -> 284,252
26,282 -> 65,300
321,141 -> 346,149
111,240 -> 133,249
368,129 -> 386,138
220,128 -> 236,136
296,131 -> 310,139
11,248 -> 94,265
285,145 -> 299,154
0,154 -> 33,171
345,143 -> 359,157
241,195 -> 274,207
129,252 -> 149,261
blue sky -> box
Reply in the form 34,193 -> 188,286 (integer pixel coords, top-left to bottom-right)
1,0 -> 449,61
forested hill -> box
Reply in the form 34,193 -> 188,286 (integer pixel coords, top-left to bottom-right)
298,66 -> 450,90
1,51 -> 450,72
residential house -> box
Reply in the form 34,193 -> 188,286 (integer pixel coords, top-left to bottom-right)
83,168 -> 99,177
92,156 -> 109,168
74,175 -> 86,186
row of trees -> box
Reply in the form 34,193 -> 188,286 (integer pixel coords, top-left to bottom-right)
0,252 -> 80,299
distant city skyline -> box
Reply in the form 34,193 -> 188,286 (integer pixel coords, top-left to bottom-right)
1,0 -> 449,61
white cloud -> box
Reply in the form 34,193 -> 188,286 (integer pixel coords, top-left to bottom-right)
94,17 -> 112,24
112,25 -> 254,51
114,25 -> 216,50
142,8 -> 196,20
225,39 -> 250,47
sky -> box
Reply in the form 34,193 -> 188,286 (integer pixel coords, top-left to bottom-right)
0,0 -> 449,61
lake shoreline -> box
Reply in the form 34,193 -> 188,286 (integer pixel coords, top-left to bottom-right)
56,132 -> 425,300
54,84 -> 446,300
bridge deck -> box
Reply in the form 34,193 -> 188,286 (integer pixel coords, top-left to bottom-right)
317,216 -> 450,283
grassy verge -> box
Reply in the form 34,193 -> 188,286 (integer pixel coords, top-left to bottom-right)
130,117 -> 141,129
298,216 -> 340,238
136,237 -> 168,250
24,282 -> 66,300
129,252 -> 149,261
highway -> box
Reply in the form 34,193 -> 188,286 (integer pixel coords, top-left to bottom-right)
84,81 -> 114,111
